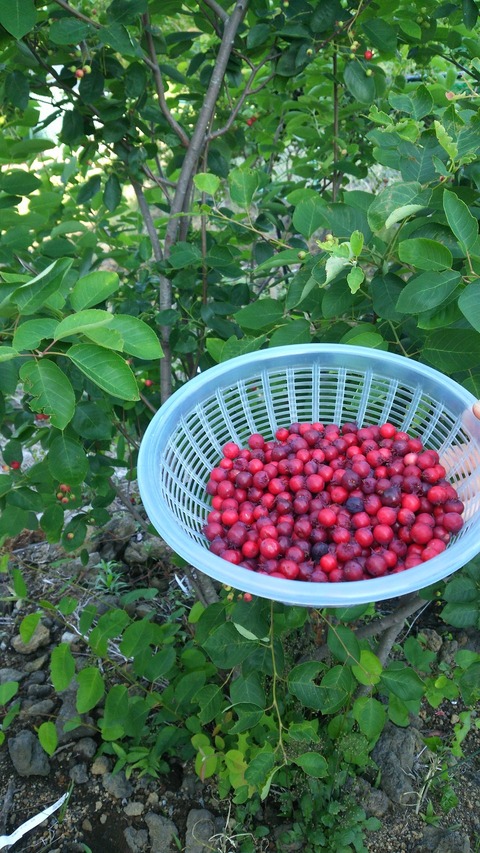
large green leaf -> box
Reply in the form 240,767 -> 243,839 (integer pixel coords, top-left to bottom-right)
234,298 -> 284,330
70,271 -> 120,311
67,344 -> 140,400
50,643 -> 76,692
293,752 -> 328,778
13,319 -> 58,351
292,196 -> 327,238
398,238 -> 453,271
458,283 -> 480,332
19,360 -> 75,430
54,310 -> 114,341
344,61 -> 375,104
229,167 -> 260,206
367,182 -> 425,232
395,270 -> 461,313
76,667 -> 105,713
202,623 -> 256,668
0,0 -> 36,39
0,172 -> 41,195
47,435 -> 89,485
379,663 -> 425,701
12,259 -> 73,315
110,315 -> 163,359
352,696 -> 386,741
423,329 -> 480,372
288,662 -> 324,711
443,190 -> 479,254
49,18 -> 91,44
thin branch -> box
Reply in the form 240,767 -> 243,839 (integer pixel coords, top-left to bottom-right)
200,0 -> 229,23
142,13 -> 190,148
209,68 -> 277,140
52,0 -> 100,28
131,178 -> 164,262
108,478 -> 151,533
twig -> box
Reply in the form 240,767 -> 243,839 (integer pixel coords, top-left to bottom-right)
142,13 -> 189,148
131,179 -> 164,262
52,0 -> 100,28
0,780 -> 15,836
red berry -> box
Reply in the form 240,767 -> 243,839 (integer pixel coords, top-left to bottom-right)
10,460 -> 21,470
364,49 -> 374,60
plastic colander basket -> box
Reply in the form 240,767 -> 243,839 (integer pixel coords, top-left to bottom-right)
137,344 -> 480,606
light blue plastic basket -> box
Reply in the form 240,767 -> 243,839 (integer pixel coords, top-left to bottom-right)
137,345 -> 480,606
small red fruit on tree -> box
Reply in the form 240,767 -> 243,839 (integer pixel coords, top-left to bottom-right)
364,49 -> 374,60
75,68 -> 85,78
10,460 -> 21,470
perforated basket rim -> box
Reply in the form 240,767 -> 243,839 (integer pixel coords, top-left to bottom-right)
138,344 -> 480,606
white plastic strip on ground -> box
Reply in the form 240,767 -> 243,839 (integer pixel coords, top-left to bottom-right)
0,792 -> 68,850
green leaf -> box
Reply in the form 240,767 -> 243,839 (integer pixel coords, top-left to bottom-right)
325,256 -> 350,284
352,696 -> 386,741
269,319 -> 311,347
70,271 -> 120,311
318,665 -> 354,713
67,344 -> 140,400
202,622 -> 256,668
99,685 -> 127,740
351,650 -> 383,686
0,0 -> 36,39
434,121 -> 458,161
398,238 -> 453,271
47,435 -> 89,485
347,266 -> 364,294
385,204 -> 425,229
230,673 -> 266,709
12,259 -> 73,315
19,613 -> 41,644
196,684 -> 224,725
293,752 -> 328,778
458,282 -> 480,332
0,347 -> 20,362
327,625 -> 361,665
38,721 -> 58,757
50,643 -> 76,692
19,360 -> 75,430
0,172 -> 40,196
88,609 -> 130,656
119,619 -> 154,657
11,568 -> 27,598
49,18 -> 91,44
193,173 -> 221,195
292,196 -> 327,238
110,315 -> 163,359
443,190 -> 479,253
367,182 -> 425,232
442,601 -> 478,628
77,175 -> 101,205
168,242 -> 202,269
54,309 -> 113,341
380,662 -> 425,701
255,249 -> 304,272
350,230 -> 364,256
13,319 -> 57,351
288,662 -> 324,711
0,681 -> 19,706
100,22 -> 140,55
443,575 -> 478,603
76,667 -> 105,713
234,298 -> 285,331
103,174 -> 122,212
344,62 -> 375,104
463,0 -> 478,29
361,18 -> 397,53
229,167 -> 260,206
423,329 -> 480,372
395,270 -> 460,313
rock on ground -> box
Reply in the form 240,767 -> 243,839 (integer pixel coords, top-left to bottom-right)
7,729 -> 50,776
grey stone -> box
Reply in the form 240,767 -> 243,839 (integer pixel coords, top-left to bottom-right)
73,737 -> 97,759
102,770 -> 133,799
0,667 -> 26,684
185,809 -> 216,853
124,534 -> 171,566
23,654 -> 48,673
352,777 -> 390,818
69,762 -> 89,784
413,826 -> 470,852
420,628 -> 443,652
8,729 -> 50,776
124,801 -> 144,817
97,513 -> 138,560
26,670 -> 47,685
372,722 -> 424,805
26,684 -> 51,699
144,812 -> 179,851
11,623 -> 50,654
20,698 -> 55,718
124,827 -> 149,852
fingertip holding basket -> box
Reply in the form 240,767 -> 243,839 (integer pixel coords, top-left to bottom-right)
138,345 -> 480,606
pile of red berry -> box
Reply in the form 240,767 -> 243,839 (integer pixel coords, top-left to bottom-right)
202,422 -> 465,583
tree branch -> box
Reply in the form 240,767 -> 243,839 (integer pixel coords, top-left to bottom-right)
142,13 -> 190,148
209,66 -> 276,140
52,0 -> 100,28
131,178 -> 164,262
200,0 -> 229,23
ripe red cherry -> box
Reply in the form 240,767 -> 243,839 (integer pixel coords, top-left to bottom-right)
10,460 -> 21,470
363,49 -> 374,60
